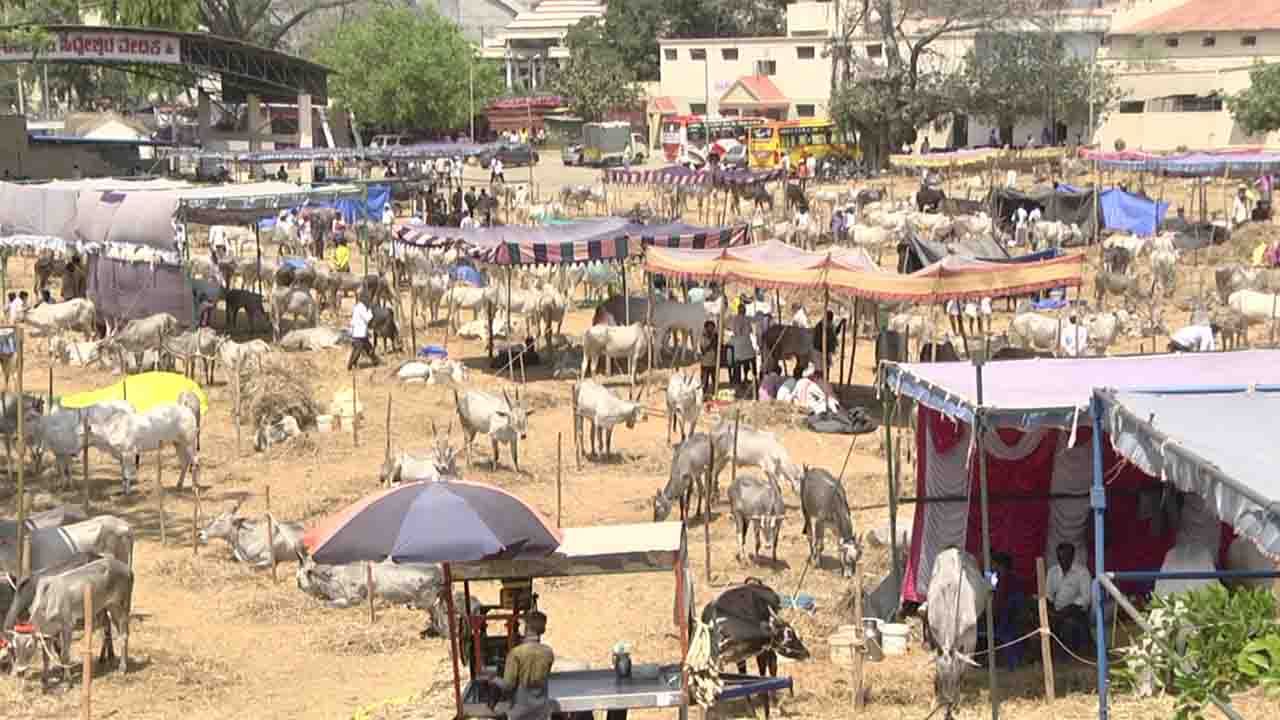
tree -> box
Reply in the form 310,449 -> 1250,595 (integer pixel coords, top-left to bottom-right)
313,6 -> 500,132
1228,63 -> 1280,138
111,0 -> 366,49
959,32 -> 1121,143
830,0 -> 1052,168
555,18 -> 642,122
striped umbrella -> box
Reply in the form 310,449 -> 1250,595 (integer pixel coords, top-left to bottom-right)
301,481 -> 561,565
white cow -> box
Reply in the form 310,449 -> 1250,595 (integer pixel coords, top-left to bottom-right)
924,548 -> 990,715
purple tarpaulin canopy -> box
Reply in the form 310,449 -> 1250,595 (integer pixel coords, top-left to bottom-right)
881,349 -> 1280,429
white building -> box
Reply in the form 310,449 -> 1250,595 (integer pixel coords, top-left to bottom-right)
428,0 -> 527,44
480,0 -> 605,92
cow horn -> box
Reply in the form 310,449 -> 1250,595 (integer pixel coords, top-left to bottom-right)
957,652 -> 981,668
502,389 -> 512,408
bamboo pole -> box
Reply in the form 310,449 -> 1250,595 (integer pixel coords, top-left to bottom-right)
556,433 -> 563,528
853,569 -> 865,710
192,480 -> 201,556
156,449 -> 166,545
234,374 -> 242,455
367,561 -> 376,624
82,583 -> 93,720
1036,556 -> 1057,701
267,485 -> 277,581
14,326 -> 25,578
704,437 -> 714,584
351,373 -> 359,446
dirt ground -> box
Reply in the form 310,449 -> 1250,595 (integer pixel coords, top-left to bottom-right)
3,165 -> 1279,720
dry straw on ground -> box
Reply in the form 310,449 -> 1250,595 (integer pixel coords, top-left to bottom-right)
238,355 -> 322,429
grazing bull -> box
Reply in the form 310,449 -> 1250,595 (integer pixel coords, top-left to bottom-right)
0,515 -> 133,576
665,371 -> 702,444
702,580 -> 809,715
3,552 -> 103,632
296,555 -> 442,609
453,389 -> 532,472
728,475 -> 785,564
655,433 -> 724,521
101,312 -> 179,371
198,504 -> 306,567
6,556 -> 133,682
923,547 -> 990,719
798,467 -> 860,577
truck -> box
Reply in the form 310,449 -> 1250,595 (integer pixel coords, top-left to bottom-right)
579,121 -> 647,167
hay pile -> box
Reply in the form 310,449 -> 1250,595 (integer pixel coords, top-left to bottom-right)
237,355 -> 322,430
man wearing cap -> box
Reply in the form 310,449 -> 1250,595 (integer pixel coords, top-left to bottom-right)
484,611 -> 554,720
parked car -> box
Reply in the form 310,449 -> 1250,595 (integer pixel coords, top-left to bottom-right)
479,143 -> 540,169
720,144 -> 749,170
562,143 -> 584,166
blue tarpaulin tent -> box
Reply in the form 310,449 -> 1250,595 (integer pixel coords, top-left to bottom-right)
255,185 -> 390,229
1100,188 -> 1168,237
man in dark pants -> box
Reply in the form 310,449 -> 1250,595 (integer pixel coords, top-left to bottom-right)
484,611 -> 554,720
1045,542 -> 1092,660
347,292 -> 379,370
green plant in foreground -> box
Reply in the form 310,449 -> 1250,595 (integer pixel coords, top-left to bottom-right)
1237,635 -> 1280,697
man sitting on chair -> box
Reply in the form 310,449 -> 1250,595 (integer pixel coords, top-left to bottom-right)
1045,543 -> 1093,659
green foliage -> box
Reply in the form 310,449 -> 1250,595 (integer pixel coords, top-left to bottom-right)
312,6 -> 499,133
959,32 -> 1123,133
1115,585 -> 1279,719
831,70 -> 962,170
111,0 -> 361,48
1238,635 -> 1280,696
554,18 -> 642,123
1228,63 -> 1280,137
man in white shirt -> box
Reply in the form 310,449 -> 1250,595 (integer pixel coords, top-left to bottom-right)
1058,315 -> 1088,357
1045,543 -> 1092,657
791,302 -> 809,328
1169,322 -> 1217,352
1232,187 -> 1250,229
451,156 -> 464,188
460,211 -> 478,230
347,292 -> 378,370
381,202 -> 394,228
491,156 -> 505,185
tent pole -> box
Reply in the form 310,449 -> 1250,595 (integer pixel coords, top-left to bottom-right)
883,391 -> 901,612
443,563 -> 464,719
506,267 -> 516,384
1090,393 -> 1109,720
974,358 -> 998,719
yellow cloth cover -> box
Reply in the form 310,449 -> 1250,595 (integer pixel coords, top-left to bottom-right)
61,371 -> 209,414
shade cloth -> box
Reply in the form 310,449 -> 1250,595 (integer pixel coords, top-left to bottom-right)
890,146 -> 1068,169
1098,388 -> 1280,559
483,222 -> 750,266
646,239 -> 1083,302
450,522 -> 685,581
881,350 -> 1280,429
60,371 -> 209,414
604,165 -> 784,186
302,480 -> 562,565
1079,147 -> 1280,178
180,142 -> 498,164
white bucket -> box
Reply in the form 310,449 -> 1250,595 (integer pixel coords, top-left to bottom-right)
316,415 -> 335,433
829,627 -> 859,666
881,623 -> 910,656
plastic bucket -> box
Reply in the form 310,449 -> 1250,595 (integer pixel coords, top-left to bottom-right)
881,623 -> 910,656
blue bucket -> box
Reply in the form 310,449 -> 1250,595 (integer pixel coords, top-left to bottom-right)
418,345 -> 448,360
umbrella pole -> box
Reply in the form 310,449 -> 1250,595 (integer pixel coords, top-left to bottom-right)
444,563 -> 464,718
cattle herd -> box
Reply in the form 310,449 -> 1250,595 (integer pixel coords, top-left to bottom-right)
0,167 -> 1276,717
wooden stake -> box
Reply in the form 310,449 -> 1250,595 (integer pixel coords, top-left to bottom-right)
853,569 -> 865,710
704,437 -> 714,584
556,432 -> 563,528
47,364 -> 53,410
367,561 -> 376,624
14,326 -> 25,579
571,390 -> 582,471
267,485 -> 277,581
351,373 -> 360,447
234,375 -> 242,455
81,413 -> 91,513
157,451 -> 166,545
82,583 -> 93,720
712,298 -> 726,398
192,480 -> 201,556
1036,556 -> 1057,702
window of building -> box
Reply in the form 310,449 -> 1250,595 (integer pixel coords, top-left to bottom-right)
1202,36 -> 1216,47
1164,36 -> 1179,48
690,48 -> 707,61
1119,101 -> 1145,114
796,104 -> 816,118
690,103 -> 707,115
663,48 -> 677,61
722,48 -> 738,60
721,108 -> 739,117
756,60 -> 777,76
1242,35 -> 1258,47
866,43 -> 883,58
797,46 -> 816,60
1147,94 -> 1223,113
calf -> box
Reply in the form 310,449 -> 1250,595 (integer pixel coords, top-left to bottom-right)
728,475 -> 785,564
254,415 -> 302,451
198,505 -> 305,568
0,515 -> 133,576
573,380 -> 646,459
665,371 -> 702,444
924,547 -> 990,717
296,555 -> 442,609
799,467 -> 860,576
368,306 -> 400,352
6,557 -> 133,683
453,389 -> 532,472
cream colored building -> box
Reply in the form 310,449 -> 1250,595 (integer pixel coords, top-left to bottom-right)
1096,0 -> 1280,150
479,0 -> 604,91
657,2 -> 1108,149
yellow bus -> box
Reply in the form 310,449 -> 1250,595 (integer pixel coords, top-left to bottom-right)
747,119 -> 858,169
